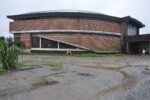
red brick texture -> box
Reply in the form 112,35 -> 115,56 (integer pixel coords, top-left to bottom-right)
11,18 -> 122,52
10,18 -> 121,33
20,33 -> 31,49
41,34 -> 121,52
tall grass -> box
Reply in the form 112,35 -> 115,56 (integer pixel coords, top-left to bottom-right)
0,41 -> 21,70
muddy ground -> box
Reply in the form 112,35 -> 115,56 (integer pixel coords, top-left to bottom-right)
0,55 -> 150,100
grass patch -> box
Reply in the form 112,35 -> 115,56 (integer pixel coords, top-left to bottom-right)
0,68 -> 7,75
0,61 -> 40,75
47,62 -> 62,68
32,78 -> 59,88
0,63 -> 8,75
0,64 -> 7,75
16,62 -> 41,70
74,53 -> 123,57
77,72 -> 93,76
23,52 -> 124,58
102,67 -> 122,71
47,62 -> 63,70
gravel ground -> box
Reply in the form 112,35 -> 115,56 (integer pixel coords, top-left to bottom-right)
0,55 -> 150,100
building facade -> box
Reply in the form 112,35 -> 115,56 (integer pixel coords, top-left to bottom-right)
7,10 -> 145,53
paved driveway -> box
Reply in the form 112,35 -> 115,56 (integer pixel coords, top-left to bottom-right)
0,55 -> 150,100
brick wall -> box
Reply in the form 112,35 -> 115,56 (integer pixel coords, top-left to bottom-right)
10,18 -> 121,33
11,18 -> 122,52
41,34 -> 121,52
20,33 -> 31,49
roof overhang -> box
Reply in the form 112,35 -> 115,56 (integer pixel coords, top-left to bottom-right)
7,10 -> 122,22
127,34 -> 150,42
122,16 -> 145,28
7,10 -> 145,29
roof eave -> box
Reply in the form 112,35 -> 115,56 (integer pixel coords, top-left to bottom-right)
122,16 -> 145,28
7,12 -> 122,22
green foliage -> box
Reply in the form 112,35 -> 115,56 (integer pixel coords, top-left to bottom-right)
5,37 -> 13,44
0,36 -> 24,48
16,62 -> 41,70
47,62 -> 62,68
0,37 -> 5,41
73,53 -> 123,57
0,67 -> 7,75
0,41 -> 21,70
77,72 -> 93,76
47,62 -> 62,70
23,52 -> 123,58
13,41 -> 24,48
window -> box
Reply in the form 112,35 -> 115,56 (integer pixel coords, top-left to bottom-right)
127,24 -> 137,36
41,38 -> 58,48
32,37 -> 39,48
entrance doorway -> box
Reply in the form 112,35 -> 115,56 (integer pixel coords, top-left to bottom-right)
128,42 -> 140,54
128,41 -> 150,54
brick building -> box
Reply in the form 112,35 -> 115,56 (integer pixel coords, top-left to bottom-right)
7,10 -> 146,53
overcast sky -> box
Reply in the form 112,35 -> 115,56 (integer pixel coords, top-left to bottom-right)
1,0 -> 150,37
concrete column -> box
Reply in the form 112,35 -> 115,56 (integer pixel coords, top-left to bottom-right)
57,42 -> 60,49
126,42 -> 129,54
39,37 -> 41,48
20,33 -> 31,49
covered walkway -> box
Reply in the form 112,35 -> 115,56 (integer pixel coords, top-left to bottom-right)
127,34 -> 150,54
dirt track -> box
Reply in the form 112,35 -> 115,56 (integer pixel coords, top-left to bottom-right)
0,55 -> 150,100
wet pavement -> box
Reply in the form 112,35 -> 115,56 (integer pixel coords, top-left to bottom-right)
0,55 -> 150,100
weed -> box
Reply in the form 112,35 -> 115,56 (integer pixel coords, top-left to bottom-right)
15,62 -> 41,71
32,78 -> 59,88
77,72 -> 93,76
0,67 -> 7,75
47,62 -> 62,68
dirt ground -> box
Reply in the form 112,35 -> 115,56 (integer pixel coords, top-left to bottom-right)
0,55 -> 150,100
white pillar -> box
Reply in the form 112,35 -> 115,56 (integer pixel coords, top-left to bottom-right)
39,37 -> 41,48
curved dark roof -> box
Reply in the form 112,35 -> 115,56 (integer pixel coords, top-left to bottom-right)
7,9 -> 121,22
7,9 -> 145,28
22,9 -> 104,15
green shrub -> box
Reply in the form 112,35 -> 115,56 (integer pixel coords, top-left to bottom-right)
0,41 -> 21,70
13,41 -> 24,48
0,37 -> 5,41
